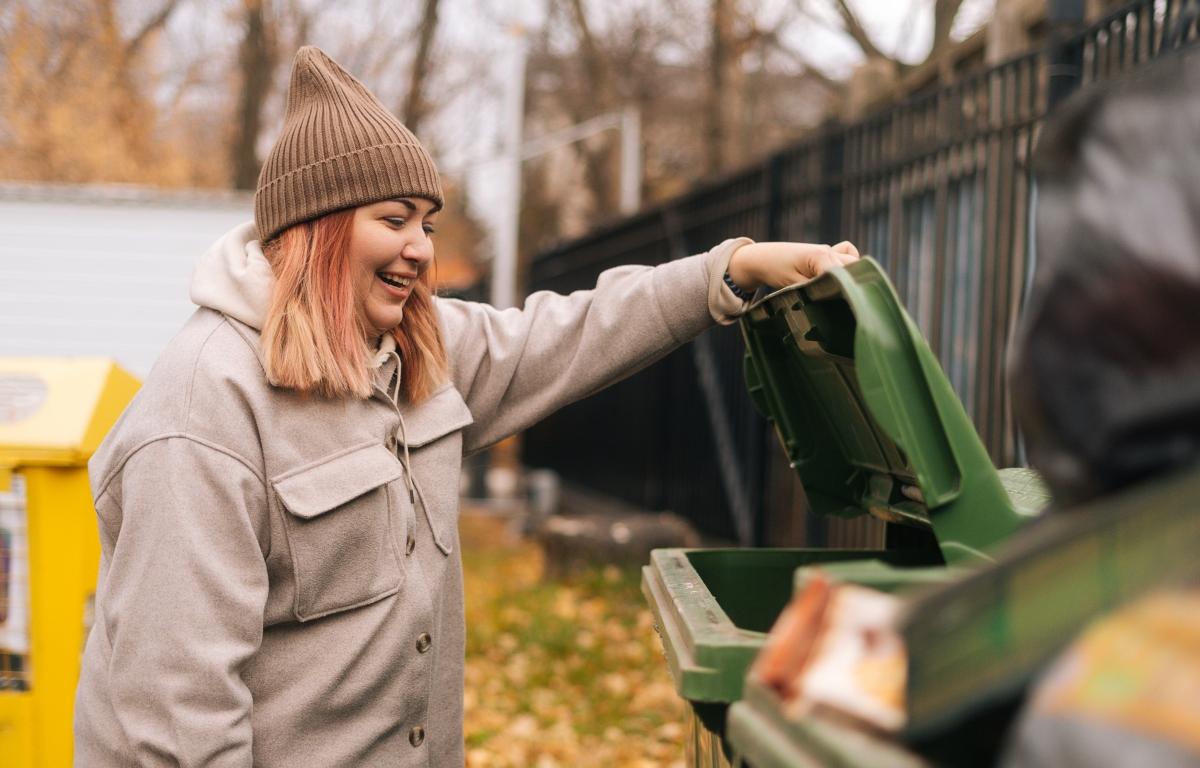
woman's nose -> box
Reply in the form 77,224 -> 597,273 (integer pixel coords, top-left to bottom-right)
403,241 -> 434,269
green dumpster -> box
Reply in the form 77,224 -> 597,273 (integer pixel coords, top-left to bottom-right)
725,463 -> 1200,767
641,258 -> 1047,765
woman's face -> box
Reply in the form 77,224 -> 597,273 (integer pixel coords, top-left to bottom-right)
349,197 -> 438,336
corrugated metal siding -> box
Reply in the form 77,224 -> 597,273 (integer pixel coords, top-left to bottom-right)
0,187 -> 251,378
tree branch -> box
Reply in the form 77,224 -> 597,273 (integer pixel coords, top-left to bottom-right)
124,0 -> 182,60
830,0 -> 889,61
756,27 -> 845,91
932,0 -> 965,56
566,0 -> 610,100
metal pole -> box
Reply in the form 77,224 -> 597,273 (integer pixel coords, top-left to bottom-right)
1046,0 -> 1086,113
619,106 -> 641,215
519,113 -> 620,161
490,25 -> 527,310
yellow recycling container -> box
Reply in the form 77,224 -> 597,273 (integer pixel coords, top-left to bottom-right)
0,358 -> 139,768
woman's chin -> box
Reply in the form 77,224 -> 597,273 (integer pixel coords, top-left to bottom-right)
365,306 -> 405,334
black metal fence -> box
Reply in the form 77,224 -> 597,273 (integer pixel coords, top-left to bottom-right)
522,0 -> 1199,546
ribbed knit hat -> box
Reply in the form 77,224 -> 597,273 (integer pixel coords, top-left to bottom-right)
254,46 -> 444,242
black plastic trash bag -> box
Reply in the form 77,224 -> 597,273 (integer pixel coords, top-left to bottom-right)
1009,44 -> 1200,508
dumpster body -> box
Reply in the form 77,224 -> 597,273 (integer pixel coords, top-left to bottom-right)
0,359 -> 139,767
726,463 -> 1200,766
642,258 -> 1045,761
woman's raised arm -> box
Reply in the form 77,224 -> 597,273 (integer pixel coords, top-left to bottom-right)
437,237 -> 857,455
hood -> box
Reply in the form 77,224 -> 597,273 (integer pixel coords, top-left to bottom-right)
189,221 -> 397,368
190,221 -> 274,331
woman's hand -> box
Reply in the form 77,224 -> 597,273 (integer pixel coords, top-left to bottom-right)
727,240 -> 861,293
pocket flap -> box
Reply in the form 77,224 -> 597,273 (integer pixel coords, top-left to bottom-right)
273,442 -> 402,519
400,384 -> 474,448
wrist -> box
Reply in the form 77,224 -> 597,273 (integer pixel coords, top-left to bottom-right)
727,243 -> 763,293
723,270 -> 754,301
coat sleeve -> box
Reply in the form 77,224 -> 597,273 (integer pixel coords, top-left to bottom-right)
438,237 -> 753,455
96,436 -> 269,767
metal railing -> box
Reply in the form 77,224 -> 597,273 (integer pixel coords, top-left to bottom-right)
522,0 -> 1198,545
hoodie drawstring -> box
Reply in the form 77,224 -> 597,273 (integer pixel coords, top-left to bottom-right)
395,407 -> 415,504
411,471 -> 452,555
375,336 -> 452,555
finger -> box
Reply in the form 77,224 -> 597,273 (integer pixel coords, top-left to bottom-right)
804,245 -> 843,279
832,241 -> 860,265
832,240 -> 860,257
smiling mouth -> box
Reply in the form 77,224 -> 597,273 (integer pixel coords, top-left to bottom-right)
377,272 -> 414,290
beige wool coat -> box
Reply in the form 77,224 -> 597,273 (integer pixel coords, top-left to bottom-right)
73,221 -> 752,767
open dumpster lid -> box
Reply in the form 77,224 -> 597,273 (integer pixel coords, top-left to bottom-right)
739,258 -> 1023,561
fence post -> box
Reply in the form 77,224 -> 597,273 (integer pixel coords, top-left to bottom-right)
818,129 -> 846,247
1046,0 -> 1087,111
764,153 -> 785,242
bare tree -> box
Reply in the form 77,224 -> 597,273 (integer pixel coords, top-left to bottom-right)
513,0 -> 832,246
561,0 -> 619,211
708,0 -> 764,173
402,0 -> 440,136
793,0 -> 968,77
101,0 -> 185,152
709,0 -> 810,173
932,0 -> 967,59
231,0 -> 276,190
707,0 -> 734,173
0,0 -> 189,184
122,0 -> 183,61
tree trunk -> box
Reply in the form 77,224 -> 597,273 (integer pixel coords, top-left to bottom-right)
706,0 -> 749,173
987,0 -> 1031,65
402,0 -> 440,135
563,0 -> 618,212
932,0 -> 965,81
707,0 -> 732,174
231,0 -> 274,190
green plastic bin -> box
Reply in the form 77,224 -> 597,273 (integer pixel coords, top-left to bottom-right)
642,258 -> 1046,763
726,463 -> 1200,767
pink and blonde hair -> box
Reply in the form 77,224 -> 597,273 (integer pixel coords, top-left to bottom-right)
260,208 -> 448,402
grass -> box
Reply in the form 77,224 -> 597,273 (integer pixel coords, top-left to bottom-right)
460,509 -> 687,768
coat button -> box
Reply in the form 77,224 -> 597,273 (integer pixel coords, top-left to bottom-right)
416,633 -> 432,653
406,534 -> 416,555
409,726 -> 425,747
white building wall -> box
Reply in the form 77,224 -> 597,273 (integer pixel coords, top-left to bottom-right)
0,184 -> 252,378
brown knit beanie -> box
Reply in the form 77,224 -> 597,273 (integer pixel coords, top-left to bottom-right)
254,46 -> 444,242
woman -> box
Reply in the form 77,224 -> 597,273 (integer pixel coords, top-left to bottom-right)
74,46 -> 857,766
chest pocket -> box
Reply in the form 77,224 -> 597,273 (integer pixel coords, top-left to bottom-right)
272,442 -> 405,621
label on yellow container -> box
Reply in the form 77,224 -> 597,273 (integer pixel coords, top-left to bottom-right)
0,375 -> 47,425
0,473 -> 30,691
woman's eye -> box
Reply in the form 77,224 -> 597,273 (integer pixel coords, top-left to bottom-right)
423,224 -> 436,236
384,216 -> 406,228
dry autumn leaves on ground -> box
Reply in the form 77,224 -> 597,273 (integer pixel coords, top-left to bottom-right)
459,509 -> 687,768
